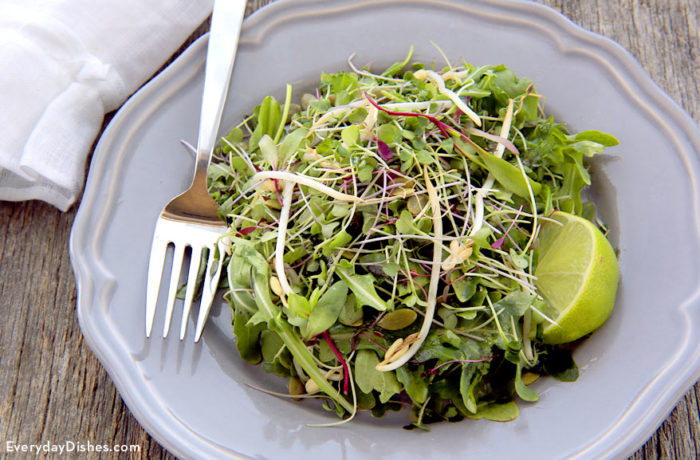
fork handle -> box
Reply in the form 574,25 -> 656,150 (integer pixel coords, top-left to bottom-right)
192,0 -> 246,192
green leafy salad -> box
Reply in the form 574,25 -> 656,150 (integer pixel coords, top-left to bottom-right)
206,49 -> 620,427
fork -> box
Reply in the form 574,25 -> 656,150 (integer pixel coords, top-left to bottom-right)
145,0 -> 245,342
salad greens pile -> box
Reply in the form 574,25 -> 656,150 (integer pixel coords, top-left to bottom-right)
206,48 -> 618,427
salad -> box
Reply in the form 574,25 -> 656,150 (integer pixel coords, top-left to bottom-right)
205,49 -> 619,427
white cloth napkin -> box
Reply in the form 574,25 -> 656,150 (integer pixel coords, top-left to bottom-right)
0,0 -> 213,211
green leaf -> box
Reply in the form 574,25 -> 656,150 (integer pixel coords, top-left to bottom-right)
278,127 -> 308,164
258,134 -> 278,167
508,248 -> 529,269
451,275 -> 477,302
229,251 -> 251,287
568,140 -> 606,158
459,365 -> 479,413
261,329 -> 285,363
288,292 -> 311,318
358,162 -> 374,182
303,280 -> 348,339
515,363 -> 539,402
396,366 -> 429,404
557,162 -> 585,214
441,330 -> 462,348
382,262 -> 400,277
250,96 -> 281,152
581,201 -> 597,223
414,331 -> 463,362
495,291 -> 535,317
356,390 -> 376,410
347,107 -> 368,123
320,230 -> 352,257
573,130 -> 619,147
354,349 -> 379,394
353,349 -> 402,403
230,156 -> 249,173
341,125 -> 360,146
381,45 -> 413,77
336,264 -> 388,311
233,308 -> 264,364
221,126 -> 243,147
261,330 -> 292,376
395,210 -> 418,234
492,67 -> 532,99
282,247 -> 306,265
315,137 -> 335,156
377,123 -> 400,145
331,203 -> 350,218
440,137 -> 454,154
232,240 -> 269,277
321,71 -> 359,97
467,401 -> 520,422
338,293 -> 363,326
416,149 -> 435,165
321,222 -> 339,239
477,150 -> 542,198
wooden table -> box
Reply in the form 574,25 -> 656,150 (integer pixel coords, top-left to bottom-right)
1,1 -> 697,458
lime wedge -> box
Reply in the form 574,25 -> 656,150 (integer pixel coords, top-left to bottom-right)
534,211 -> 619,344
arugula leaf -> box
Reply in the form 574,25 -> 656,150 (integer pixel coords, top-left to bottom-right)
336,261 -> 388,311
573,130 -> 619,147
302,280 -> 348,339
233,308 -> 265,364
381,45 -> 413,77
396,366 -> 429,404
476,149 -> 542,198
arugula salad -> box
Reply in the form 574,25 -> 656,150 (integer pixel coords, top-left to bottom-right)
206,49 -> 619,427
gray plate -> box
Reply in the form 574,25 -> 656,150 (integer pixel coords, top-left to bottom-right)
70,0 -> 700,459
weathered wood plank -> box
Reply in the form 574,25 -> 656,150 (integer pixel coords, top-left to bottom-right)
0,1 -> 696,459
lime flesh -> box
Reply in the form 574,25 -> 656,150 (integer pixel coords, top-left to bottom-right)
534,211 -> 619,344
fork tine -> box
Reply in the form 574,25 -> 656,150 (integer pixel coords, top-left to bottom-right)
162,243 -> 185,338
179,246 -> 202,340
146,237 -> 168,337
194,242 -> 225,342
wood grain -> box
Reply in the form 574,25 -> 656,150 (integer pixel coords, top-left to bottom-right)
0,1 -> 697,459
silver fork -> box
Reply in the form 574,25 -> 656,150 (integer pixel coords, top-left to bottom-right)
145,0 -> 245,342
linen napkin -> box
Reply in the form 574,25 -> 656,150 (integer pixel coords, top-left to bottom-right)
0,0 -> 213,211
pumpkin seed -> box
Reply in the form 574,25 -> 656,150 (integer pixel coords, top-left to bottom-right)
288,377 -> 304,401
378,308 -> 417,330
407,194 -> 428,214
521,372 -> 540,386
